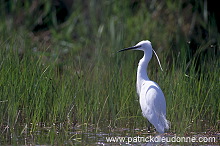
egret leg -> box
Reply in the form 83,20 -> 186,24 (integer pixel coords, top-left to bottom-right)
147,121 -> 151,133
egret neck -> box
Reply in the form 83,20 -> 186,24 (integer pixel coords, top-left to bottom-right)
136,52 -> 151,95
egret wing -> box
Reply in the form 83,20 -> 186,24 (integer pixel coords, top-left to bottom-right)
139,81 -> 168,133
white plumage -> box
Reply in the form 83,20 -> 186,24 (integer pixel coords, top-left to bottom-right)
119,40 -> 169,133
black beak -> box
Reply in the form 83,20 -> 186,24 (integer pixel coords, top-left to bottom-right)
118,45 -> 142,52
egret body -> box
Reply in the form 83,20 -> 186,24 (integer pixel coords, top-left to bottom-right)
119,40 -> 169,133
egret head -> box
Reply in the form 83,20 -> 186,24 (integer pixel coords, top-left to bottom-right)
119,40 -> 163,71
118,40 -> 152,53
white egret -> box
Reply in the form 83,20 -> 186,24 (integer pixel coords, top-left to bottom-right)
119,40 -> 169,133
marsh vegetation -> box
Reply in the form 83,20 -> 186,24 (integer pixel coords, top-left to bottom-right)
0,0 -> 219,145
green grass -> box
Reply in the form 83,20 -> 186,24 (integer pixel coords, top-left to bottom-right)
0,0 -> 219,145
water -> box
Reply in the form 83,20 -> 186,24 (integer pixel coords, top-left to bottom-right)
1,122 -> 219,145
